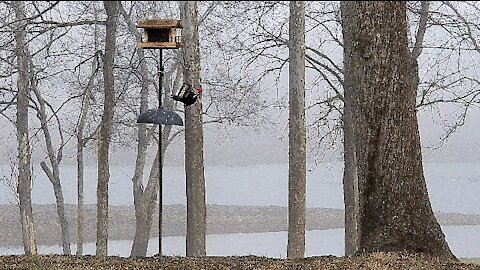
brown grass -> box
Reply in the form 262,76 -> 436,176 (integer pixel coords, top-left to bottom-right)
1,252 -> 479,270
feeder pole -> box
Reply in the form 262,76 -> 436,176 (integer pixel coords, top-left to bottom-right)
136,19 -> 183,257
158,48 -> 163,255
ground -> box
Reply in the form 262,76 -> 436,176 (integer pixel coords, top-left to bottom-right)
1,252 -> 480,269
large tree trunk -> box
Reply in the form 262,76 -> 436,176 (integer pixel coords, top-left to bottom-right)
96,0 -> 118,257
180,0 -> 207,257
341,1 -> 455,258
287,0 -> 306,259
14,0 -> 37,256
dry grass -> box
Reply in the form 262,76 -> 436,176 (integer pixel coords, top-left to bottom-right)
1,252 -> 480,270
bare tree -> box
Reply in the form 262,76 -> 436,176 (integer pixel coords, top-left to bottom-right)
341,1 -> 455,258
30,65 -> 71,255
2,1 -> 110,255
117,2 -> 157,257
412,1 -> 480,149
117,1 -> 164,257
20,4 -> 75,253
14,0 -> 37,255
180,0 -> 207,257
96,0 -> 119,257
287,0 -> 306,259
119,1 -> 257,256
195,2 -> 277,130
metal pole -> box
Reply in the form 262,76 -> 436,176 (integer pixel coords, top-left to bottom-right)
158,48 -> 163,256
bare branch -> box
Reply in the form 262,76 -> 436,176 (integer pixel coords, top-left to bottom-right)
412,1 -> 430,59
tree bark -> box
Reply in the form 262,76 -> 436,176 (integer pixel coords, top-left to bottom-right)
340,1 -> 359,256
96,0 -> 118,257
76,130 -> 85,256
40,162 -> 70,255
180,0 -> 207,257
130,151 -> 159,257
287,0 -> 306,259
341,1 -> 455,258
341,107 -> 359,255
14,0 -> 37,256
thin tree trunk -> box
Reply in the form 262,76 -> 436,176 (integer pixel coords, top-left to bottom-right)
76,6 -> 101,256
76,134 -> 85,256
341,1 -> 455,258
130,87 -> 177,257
14,0 -> 37,256
30,56 -> 71,254
287,0 -> 306,259
411,1 -> 430,60
130,151 -> 159,257
96,0 -> 118,257
40,162 -> 70,254
340,1 -> 359,255
180,0 -> 206,257
118,2 -> 180,256
117,2 -> 154,257
34,92 -> 71,255
76,59 -> 95,257
341,109 -> 359,255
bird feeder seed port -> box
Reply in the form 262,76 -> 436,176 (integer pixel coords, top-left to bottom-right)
137,19 -> 182,49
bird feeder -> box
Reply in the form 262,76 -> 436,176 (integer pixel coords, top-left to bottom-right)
137,19 -> 182,49
135,17 -> 184,257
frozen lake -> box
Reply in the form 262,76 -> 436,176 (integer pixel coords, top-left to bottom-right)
1,225 -> 479,259
1,162 -> 479,214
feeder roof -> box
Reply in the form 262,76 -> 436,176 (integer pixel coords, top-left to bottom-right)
137,19 -> 182,29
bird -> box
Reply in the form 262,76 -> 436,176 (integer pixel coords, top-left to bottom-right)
172,85 -> 202,107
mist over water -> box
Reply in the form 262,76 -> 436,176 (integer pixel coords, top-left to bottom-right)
1,162 -> 479,214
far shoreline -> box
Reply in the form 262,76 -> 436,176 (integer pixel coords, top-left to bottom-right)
0,204 -> 479,248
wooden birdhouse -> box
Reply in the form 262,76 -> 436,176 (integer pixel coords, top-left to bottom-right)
137,19 -> 182,49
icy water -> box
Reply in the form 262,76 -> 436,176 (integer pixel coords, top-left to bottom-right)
1,162 -> 479,214
1,226 -> 480,258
